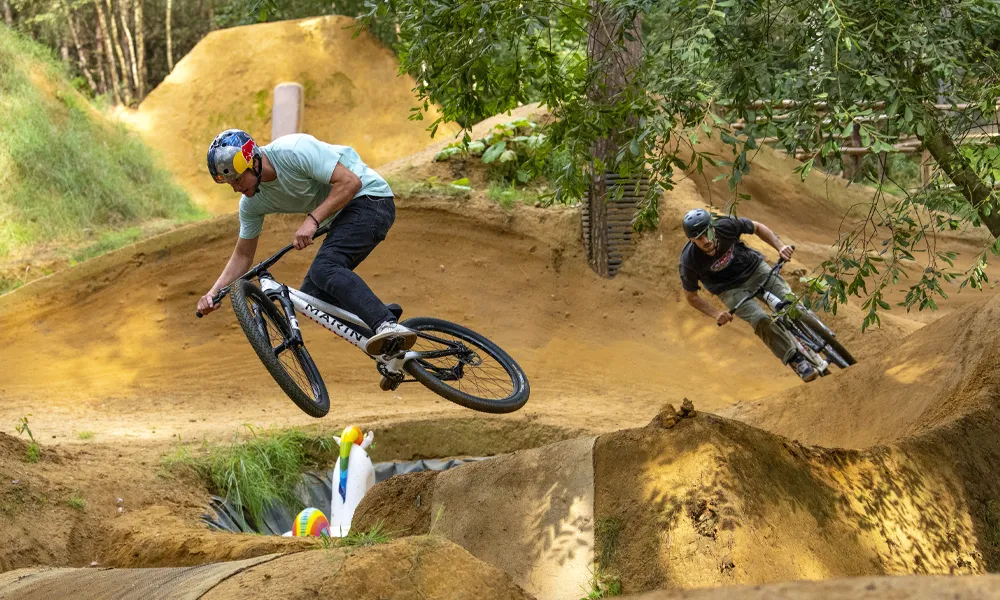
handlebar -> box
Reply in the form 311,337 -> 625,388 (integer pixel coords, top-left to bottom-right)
195,223 -> 331,318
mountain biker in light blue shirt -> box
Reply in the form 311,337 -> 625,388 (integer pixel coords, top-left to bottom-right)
196,130 -> 416,356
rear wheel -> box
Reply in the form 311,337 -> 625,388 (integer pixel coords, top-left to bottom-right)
794,308 -> 856,368
401,317 -> 529,414
231,279 -> 330,417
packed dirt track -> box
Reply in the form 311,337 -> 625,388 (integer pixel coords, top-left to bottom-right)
6,15 -> 1000,600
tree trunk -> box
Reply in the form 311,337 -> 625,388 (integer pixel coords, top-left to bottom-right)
2,0 -> 12,26
59,35 -> 70,62
94,0 -> 123,104
105,0 -> 133,104
68,16 -> 99,95
134,0 -> 145,97
586,1 -> 642,277
921,109 -> 1000,237
166,0 -> 174,72
95,22 -> 109,97
119,0 -> 140,96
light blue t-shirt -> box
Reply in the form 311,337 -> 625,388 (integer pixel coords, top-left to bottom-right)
238,134 -> 393,239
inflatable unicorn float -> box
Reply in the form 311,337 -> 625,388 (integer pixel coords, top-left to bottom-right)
285,424 -> 376,538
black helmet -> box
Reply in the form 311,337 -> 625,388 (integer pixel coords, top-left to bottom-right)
683,208 -> 714,239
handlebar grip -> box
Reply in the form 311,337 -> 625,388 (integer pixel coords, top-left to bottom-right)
196,289 -> 227,320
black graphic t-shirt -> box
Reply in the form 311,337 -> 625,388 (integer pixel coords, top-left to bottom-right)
678,216 -> 764,295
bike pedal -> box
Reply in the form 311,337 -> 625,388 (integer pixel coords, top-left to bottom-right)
382,336 -> 404,356
379,376 -> 400,392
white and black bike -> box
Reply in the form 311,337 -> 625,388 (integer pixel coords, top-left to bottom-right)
197,226 -> 530,417
727,255 -> 857,376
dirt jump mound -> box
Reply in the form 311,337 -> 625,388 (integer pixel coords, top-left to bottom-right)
125,15 -> 456,214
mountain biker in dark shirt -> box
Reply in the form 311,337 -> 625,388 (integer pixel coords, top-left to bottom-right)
678,208 -> 818,382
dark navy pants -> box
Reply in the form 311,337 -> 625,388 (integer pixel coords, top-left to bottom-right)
300,195 -> 395,331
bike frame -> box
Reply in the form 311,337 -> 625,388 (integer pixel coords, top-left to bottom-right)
258,276 -> 417,377
727,259 -> 831,372
199,225 -> 473,382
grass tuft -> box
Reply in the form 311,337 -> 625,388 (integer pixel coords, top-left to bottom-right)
317,520 -> 393,549
163,426 -> 338,526
15,415 -> 40,463
338,520 -> 392,547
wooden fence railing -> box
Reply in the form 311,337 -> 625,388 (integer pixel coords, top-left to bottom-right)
725,101 -> 999,185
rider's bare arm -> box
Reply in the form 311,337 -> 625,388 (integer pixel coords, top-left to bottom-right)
198,236 -> 259,314
293,163 -> 363,250
752,221 -> 794,260
684,289 -> 733,326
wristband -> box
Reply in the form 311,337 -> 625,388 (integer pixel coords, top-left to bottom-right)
308,213 -> 320,227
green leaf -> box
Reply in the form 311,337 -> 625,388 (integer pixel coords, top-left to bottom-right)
482,141 -> 507,164
629,138 -> 640,156
499,149 -> 517,163
799,158 -> 814,181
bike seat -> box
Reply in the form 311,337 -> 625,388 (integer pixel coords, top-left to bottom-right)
386,303 -> 403,320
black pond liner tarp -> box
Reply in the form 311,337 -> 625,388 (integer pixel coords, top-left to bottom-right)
201,457 -> 488,536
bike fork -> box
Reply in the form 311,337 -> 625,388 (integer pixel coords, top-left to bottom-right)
261,277 -> 304,347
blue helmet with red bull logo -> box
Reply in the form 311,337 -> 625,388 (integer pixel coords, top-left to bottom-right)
207,129 -> 261,184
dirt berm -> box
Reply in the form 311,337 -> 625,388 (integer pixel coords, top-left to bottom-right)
729,292 -> 1000,449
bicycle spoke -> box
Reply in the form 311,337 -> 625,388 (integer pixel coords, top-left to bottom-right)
410,329 -> 514,400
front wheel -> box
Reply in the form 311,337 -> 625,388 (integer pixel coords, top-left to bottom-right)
794,309 -> 857,368
231,279 -> 330,418
401,317 -> 529,414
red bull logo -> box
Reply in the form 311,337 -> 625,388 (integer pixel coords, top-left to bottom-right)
232,139 -> 256,176
241,139 -> 256,163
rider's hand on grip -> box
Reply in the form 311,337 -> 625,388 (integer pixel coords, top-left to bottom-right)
293,217 -> 319,250
779,244 -> 796,262
716,311 -> 734,327
196,291 -> 220,318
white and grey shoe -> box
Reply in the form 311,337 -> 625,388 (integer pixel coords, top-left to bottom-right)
365,321 -> 417,356
789,355 -> 819,382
